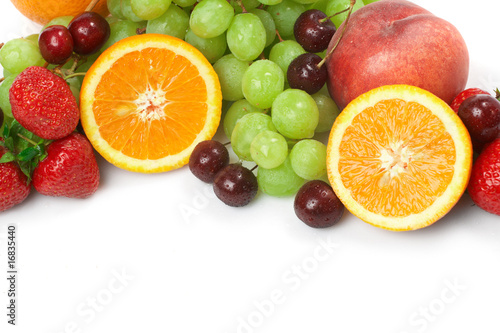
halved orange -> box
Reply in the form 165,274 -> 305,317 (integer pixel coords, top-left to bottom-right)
80,34 -> 222,173
327,85 -> 473,231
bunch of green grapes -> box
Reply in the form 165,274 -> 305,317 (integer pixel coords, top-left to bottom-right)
0,0 -> 370,193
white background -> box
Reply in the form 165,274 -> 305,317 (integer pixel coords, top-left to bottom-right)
1,0 -> 499,333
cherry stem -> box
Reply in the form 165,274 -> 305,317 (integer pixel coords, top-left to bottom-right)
0,77 -> 4,84
85,0 -> 100,11
223,141 -> 231,146
321,6 -> 351,24
64,72 -> 87,80
250,165 -> 258,172
317,0 -> 356,69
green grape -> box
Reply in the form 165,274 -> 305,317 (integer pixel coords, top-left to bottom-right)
0,38 -> 45,75
241,60 -> 284,109
249,8 -> 276,47
250,130 -> 288,169
257,156 -> 305,196
107,0 -> 126,19
223,99 -> 266,138
291,0 -> 318,4
147,4 -> 189,39
312,92 -> 340,133
67,78 -> 81,106
326,0 -> 364,29
24,34 -> 39,46
106,16 -> 121,25
232,0 -> 261,13
75,52 -> 101,85
189,0 -> 234,38
226,13 -> 266,62
271,89 -> 319,139
231,113 -> 276,161
269,40 -> 305,78
289,139 -> 327,180
267,0 -> 305,38
121,0 -> 145,22
0,75 -> 17,118
42,16 -> 74,29
173,0 -> 197,7
184,29 -> 226,64
257,0 -> 282,6
131,0 -> 172,20
306,0 -> 327,12
2,68 -> 12,77
213,54 -> 250,101
101,20 -> 142,51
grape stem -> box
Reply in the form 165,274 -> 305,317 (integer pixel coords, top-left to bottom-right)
275,29 -> 284,43
317,0 -> 356,69
234,0 -> 248,13
85,0 -> 100,12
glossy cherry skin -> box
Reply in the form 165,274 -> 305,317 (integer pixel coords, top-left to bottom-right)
457,94 -> 500,146
68,12 -> 110,55
189,140 -> 230,183
38,25 -> 74,64
287,53 -> 327,95
294,180 -> 344,228
294,9 -> 336,53
213,164 -> 258,207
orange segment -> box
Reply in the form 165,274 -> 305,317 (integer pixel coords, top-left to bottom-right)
80,34 -> 222,173
327,85 -> 472,231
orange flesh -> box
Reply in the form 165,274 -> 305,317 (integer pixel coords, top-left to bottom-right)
92,47 -> 209,160
338,99 -> 455,217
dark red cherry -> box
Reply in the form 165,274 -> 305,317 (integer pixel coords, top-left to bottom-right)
213,164 -> 258,207
294,180 -> 344,228
68,12 -> 110,55
38,25 -> 74,64
457,94 -> 500,147
294,9 -> 336,53
189,140 -> 230,183
287,53 -> 327,95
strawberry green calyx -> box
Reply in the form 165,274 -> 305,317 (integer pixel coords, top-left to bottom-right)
0,120 -> 49,181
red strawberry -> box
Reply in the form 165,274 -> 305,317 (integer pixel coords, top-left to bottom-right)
0,146 -> 31,212
32,132 -> 99,198
467,138 -> 500,215
450,88 -> 490,113
9,66 -> 79,140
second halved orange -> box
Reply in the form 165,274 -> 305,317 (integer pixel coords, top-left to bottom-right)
327,85 -> 473,231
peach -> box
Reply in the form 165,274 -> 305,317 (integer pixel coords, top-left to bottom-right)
325,0 -> 469,110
